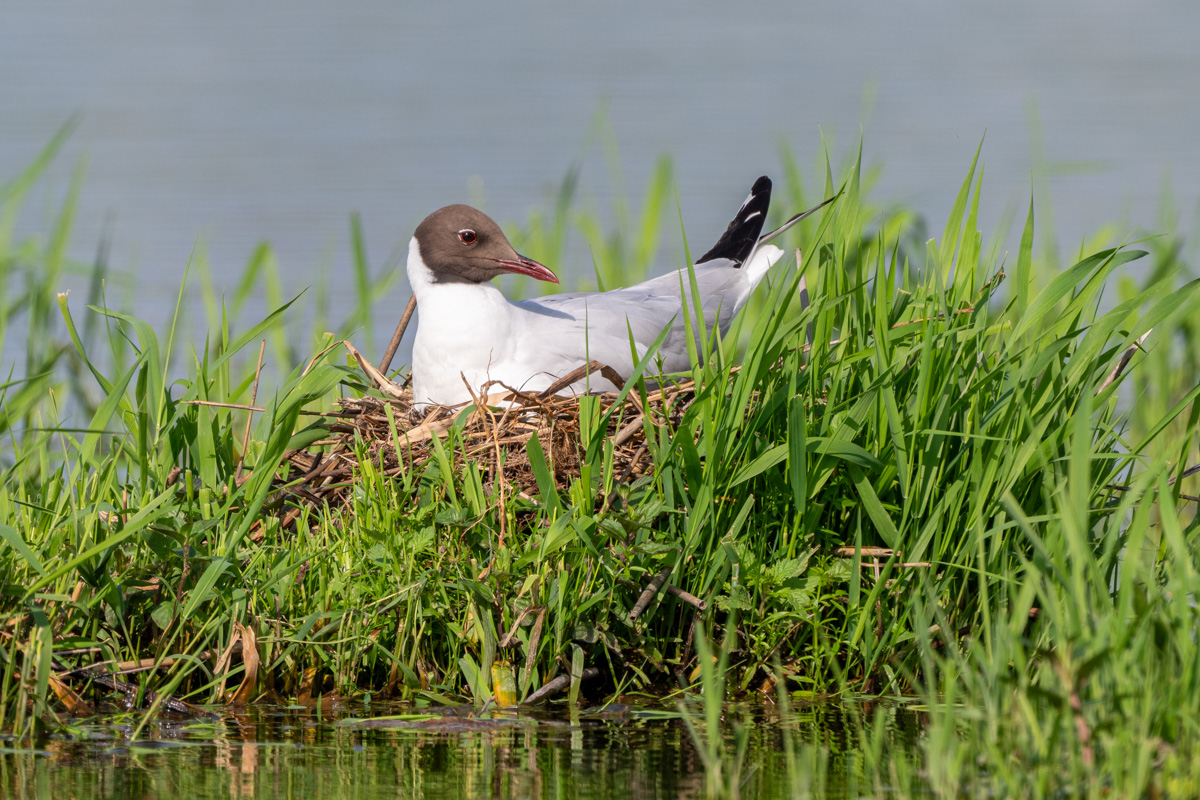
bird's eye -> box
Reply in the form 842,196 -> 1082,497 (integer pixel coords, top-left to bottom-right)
458,229 -> 477,245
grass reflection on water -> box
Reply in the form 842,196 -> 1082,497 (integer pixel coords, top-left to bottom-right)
1,701 -> 923,800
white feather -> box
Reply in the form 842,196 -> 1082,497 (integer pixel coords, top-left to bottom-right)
408,239 -> 786,408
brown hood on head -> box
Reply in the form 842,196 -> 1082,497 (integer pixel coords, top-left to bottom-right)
413,204 -> 559,285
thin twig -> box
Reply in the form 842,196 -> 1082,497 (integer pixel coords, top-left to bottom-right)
521,667 -> 600,704
184,400 -> 265,412
49,654 -> 214,718
629,566 -> 673,621
498,605 -> 543,648
539,360 -> 626,397
834,546 -> 896,558
615,442 -> 649,486
1107,462 -> 1200,502
612,415 -> 644,448
379,295 -> 417,376
1097,328 -> 1153,396
665,583 -> 707,611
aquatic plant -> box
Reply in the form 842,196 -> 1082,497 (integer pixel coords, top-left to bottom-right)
1,130 -> 1199,797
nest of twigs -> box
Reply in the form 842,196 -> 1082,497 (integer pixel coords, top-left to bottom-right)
273,353 -> 696,524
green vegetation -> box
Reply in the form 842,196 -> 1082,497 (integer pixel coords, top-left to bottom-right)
3,130 -> 1200,797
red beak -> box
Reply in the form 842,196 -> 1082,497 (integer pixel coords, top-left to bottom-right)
494,254 -> 559,284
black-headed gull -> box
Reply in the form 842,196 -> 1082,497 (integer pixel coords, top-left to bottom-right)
405,176 -> 828,408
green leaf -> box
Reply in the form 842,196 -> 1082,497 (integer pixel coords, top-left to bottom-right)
24,488 -> 175,600
733,437 -> 882,486
525,432 -> 560,510
848,465 -> 898,549
788,393 -> 808,513
1015,194 -> 1034,318
0,525 -> 46,577
766,556 -> 810,584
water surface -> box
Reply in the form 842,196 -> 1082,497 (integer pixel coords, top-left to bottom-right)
1,701 -> 924,799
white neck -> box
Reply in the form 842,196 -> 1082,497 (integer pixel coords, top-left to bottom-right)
406,236 -> 518,405
405,237 -> 442,302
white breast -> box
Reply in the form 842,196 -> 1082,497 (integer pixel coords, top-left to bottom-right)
408,239 -> 518,407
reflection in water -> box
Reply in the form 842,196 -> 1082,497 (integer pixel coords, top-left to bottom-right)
0,702 -> 924,799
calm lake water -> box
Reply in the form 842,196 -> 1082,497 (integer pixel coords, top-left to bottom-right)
3,1 -> 1199,370
0,702 -> 924,800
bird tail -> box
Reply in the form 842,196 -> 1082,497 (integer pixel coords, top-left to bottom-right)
743,244 -> 785,285
740,192 -> 840,282
694,177 -> 838,281
695,176 -> 772,267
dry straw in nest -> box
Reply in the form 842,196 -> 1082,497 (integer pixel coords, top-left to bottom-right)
272,345 -> 696,526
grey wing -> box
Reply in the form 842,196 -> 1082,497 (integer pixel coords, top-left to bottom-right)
514,260 -> 752,374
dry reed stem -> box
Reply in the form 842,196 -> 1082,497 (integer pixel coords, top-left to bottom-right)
378,295 -> 417,376
629,566 -> 674,621
1097,328 -> 1153,396
184,400 -> 267,412
522,667 -> 601,704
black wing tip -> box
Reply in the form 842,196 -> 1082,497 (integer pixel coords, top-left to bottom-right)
696,176 -> 773,266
